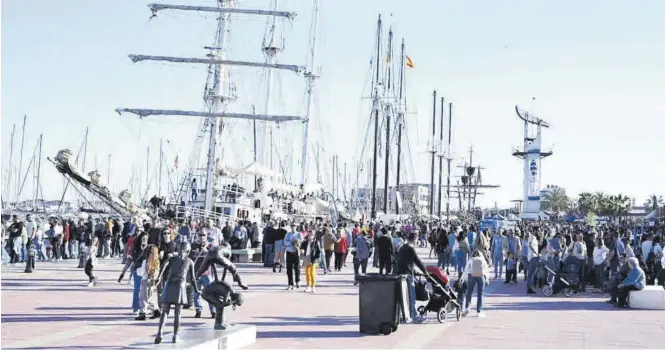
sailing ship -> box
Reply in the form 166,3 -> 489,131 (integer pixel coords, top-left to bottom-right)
350,16 -> 416,222
51,0 -> 343,224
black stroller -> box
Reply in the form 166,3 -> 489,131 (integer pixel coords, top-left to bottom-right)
538,256 -> 581,297
414,266 -> 462,323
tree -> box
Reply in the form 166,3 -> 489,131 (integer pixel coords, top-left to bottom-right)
541,186 -> 569,213
577,192 -> 596,216
644,194 -> 664,212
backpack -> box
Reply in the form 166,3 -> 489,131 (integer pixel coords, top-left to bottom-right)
471,257 -> 484,277
459,240 -> 470,254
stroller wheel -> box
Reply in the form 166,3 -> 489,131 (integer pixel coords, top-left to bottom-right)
563,288 -> 575,297
436,307 -> 447,323
417,306 -> 426,316
542,285 -> 554,297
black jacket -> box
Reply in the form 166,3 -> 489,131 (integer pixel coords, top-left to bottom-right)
395,243 -> 427,276
376,235 -> 395,260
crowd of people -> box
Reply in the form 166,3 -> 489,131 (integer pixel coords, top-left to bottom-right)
3,211 -> 664,324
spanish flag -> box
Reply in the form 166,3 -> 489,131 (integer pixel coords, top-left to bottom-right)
406,55 -> 414,68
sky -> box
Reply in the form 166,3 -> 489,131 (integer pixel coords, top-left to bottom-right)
2,0 -> 664,209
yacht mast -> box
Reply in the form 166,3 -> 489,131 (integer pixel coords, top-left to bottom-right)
429,90 -> 437,215
445,102 -> 453,221
5,124 -> 16,205
118,1 -> 303,214
395,39 -> 405,215
33,134 -> 43,210
300,0 -> 320,185
370,15 -> 382,220
16,115 -> 27,203
382,27 -> 393,214
437,96 -> 444,217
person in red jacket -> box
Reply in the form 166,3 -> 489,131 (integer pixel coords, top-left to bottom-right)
334,229 -> 348,272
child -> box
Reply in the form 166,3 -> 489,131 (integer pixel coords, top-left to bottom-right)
85,237 -> 99,287
504,251 -> 518,284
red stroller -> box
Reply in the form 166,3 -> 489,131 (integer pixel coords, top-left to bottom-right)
414,266 -> 461,323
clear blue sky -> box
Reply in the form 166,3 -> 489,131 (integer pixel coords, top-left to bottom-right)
2,0 -> 664,208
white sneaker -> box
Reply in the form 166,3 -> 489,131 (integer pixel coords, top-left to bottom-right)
461,309 -> 469,317
477,312 -> 486,318
87,282 -> 94,287
311,287 -> 316,293
286,286 -> 293,291
304,287 -> 311,293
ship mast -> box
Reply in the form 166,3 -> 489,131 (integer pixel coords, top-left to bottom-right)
395,39 -> 405,215
117,1 -> 304,214
300,0 -> 320,185
370,15 -> 382,220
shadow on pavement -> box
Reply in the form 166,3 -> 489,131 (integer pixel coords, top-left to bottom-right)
486,300 -> 615,311
257,330 -> 361,339
251,315 -> 357,327
37,306 -> 127,311
1,315 -> 131,323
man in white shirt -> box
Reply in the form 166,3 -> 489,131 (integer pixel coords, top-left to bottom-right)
525,231 -> 540,294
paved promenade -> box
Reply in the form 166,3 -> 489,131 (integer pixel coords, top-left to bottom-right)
2,248 -> 664,349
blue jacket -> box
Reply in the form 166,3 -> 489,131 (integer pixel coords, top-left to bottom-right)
622,266 -> 646,290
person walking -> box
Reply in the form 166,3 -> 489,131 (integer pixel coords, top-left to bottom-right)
491,230 -> 505,280
303,232 -> 323,293
461,250 -> 490,318
395,231 -> 429,323
284,225 -> 302,290
352,231 -> 372,285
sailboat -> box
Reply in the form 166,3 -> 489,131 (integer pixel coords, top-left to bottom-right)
351,15 -> 415,223
112,0 -> 329,223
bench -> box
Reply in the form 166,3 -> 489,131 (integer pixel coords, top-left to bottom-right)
628,285 -> 665,310
125,324 -> 256,350
230,249 -> 263,263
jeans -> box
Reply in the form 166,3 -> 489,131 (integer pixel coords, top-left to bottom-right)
286,251 -> 300,286
193,275 -> 214,313
373,246 -> 380,267
132,270 -> 143,312
318,250 -> 327,272
465,275 -> 486,312
437,251 -> 450,269
594,263 -> 606,290
492,252 -> 504,277
69,239 -> 79,259
21,243 -> 27,261
324,250 -> 334,271
263,243 -> 274,267
353,257 -> 368,276
455,250 -> 468,274
527,257 -> 539,291
102,238 -> 111,257
406,275 -> 417,319
34,240 -> 47,261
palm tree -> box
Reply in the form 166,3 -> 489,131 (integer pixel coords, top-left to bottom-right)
541,186 -> 569,213
577,192 -> 596,216
644,194 -> 664,212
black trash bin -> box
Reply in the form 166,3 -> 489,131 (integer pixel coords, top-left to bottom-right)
356,273 -> 409,335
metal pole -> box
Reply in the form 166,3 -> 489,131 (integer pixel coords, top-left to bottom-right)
468,147 -> 474,212
16,115 -> 27,203
437,96 -> 444,217
252,105 -> 257,191
429,90 -> 437,215
35,135 -> 43,209
445,103 -> 452,222
159,139 -> 163,197
107,154 -> 111,189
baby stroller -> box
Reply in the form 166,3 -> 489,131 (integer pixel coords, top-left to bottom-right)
414,266 -> 461,323
538,257 -> 580,297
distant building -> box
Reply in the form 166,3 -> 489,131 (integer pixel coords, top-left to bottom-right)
352,183 -> 430,216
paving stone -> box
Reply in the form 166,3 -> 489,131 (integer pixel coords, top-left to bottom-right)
2,248 -> 665,349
